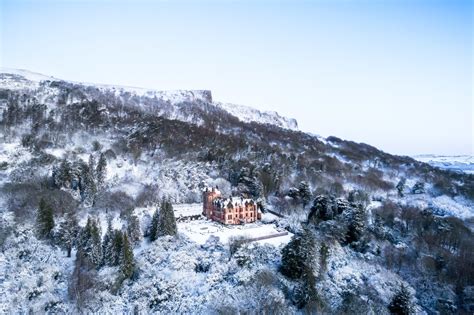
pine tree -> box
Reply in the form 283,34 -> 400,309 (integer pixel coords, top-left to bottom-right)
127,215 -> 142,245
149,208 -> 160,242
78,217 -> 102,267
102,220 -> 115,266
259,163 -> 280,197
158,198 -> 177,237
79,162 -> 97,206
396,178 -> 406,197
237,167 -> 262,198
308,195 -> 334,222
280,229 -> 317,280
88,154 -> 96,179
54,159 -> 72,188
294,264 -> 322,311
112,230 -> 124,266
411,181 -> 425,195
58,210 -> 79,257
96,153 -> 107,190
345,204 -> 366,244
388,284 -> 413,315
119,232 -> 134,280
298,181 -> 312,208
36,198 -> 55,239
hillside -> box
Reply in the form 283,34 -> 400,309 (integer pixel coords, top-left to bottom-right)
0,69 -> 473,313
413,154 -> 474,175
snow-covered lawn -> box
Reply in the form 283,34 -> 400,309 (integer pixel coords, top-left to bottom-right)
173,203 -> 202,217
179,217 -> 291,247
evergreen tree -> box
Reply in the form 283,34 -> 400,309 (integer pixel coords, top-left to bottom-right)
237,167 -> 262,198
298,181 -> 312,208
411,181 -> 425,195
308,195 -> 334,222
280,229 -> 317,280
294,265 -> 322,311
58,210 -> 79,257
259,163 -> 280,197
158,198 -> 177,237
88,154 -> 96,179
102,220 -> 115,266
127,215 -> 142,245
396,178 -> 406,197
79,162 -> 97,206
388,284 -> 413,315
36,198 -> 55,239
53,159 -> 72,188
149,208 -> 160,242
287,187 -> 300,200
111,230 -> 124,266
96,153 -> 107,189
345,204 -> 366,245
78,217 -> 102,267
119,232 -> 134,280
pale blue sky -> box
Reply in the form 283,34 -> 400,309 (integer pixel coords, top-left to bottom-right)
1,0 -> 472,155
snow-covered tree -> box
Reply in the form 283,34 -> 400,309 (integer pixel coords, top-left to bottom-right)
78,216 -> 102,267
79,162 -> 97,206
345,204 -> 366,245
53,159 -> 72,188
149,208 -> 160,242
111,230 -> 124,266
388,284 -> 413,315
119,232 -> 134,280
237,167 -> 262,198
88,154 -> 96,179
36,198 -> 55,239
280,229 -> 318,280
298,181 -> 311,208
127,214 -> 142,245
158,198 -> 177,237
396,178 -> 407,197
102,220 -> 115,266
57,210 -> 79,257
308,195 -> 334,222
259,163 -> 280,197
293,264 -> 322,311
411,181 -> 425,195
96,152 -> 107,189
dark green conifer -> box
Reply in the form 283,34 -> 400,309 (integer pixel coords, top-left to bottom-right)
58,210 -> 79,257
96,153 -> 107,189
158,198 -> 177,237
388,284 -> 413,315
119,233 -> 134,280
36,198 -> 55,239
149,209 -> 160,242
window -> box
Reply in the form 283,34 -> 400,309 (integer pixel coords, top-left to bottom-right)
228,214 -> 232,219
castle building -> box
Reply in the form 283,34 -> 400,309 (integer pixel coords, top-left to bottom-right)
202,187 -> 261,225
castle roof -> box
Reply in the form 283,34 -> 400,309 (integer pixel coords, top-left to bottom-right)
212,196 -> 255,208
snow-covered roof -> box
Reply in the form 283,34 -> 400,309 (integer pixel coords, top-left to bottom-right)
213,196 -> 255,208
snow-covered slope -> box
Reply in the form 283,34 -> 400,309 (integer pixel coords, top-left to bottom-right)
413,154 -> 474,174
0,68 -> 212,104
215,102 -> 298,131
0,68 -> 298,130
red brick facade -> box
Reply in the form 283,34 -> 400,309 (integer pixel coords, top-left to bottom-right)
202,187 -> 261,225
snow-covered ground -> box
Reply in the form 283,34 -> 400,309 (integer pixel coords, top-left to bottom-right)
413,154 -> 474,174
215,102 -> 298,131
175,203 -> 292,246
